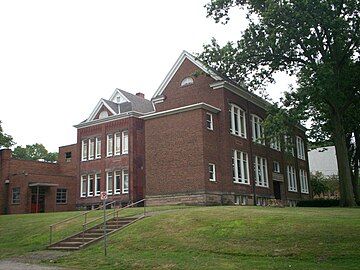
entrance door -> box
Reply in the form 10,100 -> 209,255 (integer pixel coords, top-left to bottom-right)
273,181 -> 281,200
30,187 -> 46,213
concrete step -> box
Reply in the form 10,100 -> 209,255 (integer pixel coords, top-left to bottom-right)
55,241 -> 83,247
48,246 -> 80,250
69,237 -> 94,242
87,229 -> 114,234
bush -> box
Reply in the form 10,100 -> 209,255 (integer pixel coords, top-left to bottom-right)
297,199 -> 340,207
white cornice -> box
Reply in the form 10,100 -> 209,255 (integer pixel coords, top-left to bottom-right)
140,103 -> 221,120
87,99 -> 117,123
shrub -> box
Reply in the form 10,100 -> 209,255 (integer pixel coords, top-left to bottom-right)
297,199 -> 340,207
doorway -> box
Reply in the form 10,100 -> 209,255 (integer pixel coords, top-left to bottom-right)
30,187 -> 46,213
273,181 -> 281,200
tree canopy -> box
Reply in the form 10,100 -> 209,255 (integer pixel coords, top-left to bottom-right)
200,0 -> 359,206
0,121 -> 15,149
12,143 -> 58,162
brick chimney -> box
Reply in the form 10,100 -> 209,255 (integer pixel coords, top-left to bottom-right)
136,92 -> 145,98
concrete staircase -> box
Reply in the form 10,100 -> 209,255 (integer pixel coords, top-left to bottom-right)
48,216 -> 142,250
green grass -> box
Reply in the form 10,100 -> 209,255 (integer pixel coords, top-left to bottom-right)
1,206 -> 359,269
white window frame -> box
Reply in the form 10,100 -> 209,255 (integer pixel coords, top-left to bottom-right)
81,140 -> 88,161
206,113 -> 213,130
122,170 -> 129,194
122,130 -> 129,154
180,76 -> 194,87
232,150 -> 250,185
230,104 -> 247,138
114,170 -> 121,194
87,174 -> 94,196
254,156 -> 269,188
114,132 -> 121,156
94,173 -> 101,196
251,114 -> 265,145
88,138 -> 95,160
107,134 -> 113,157
80,175 -> 87,197
95,138 -> 101,159
106,171 -> 113,195
300,169 -> 309,194
270,138 -> 281,151
296,136 -> 306,160
209,163 -> 216,181
287,165 -> 297,192
273,161 -> 281,173
285,135 -> 295,156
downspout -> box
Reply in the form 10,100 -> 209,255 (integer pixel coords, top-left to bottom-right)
246,99 -> 256,206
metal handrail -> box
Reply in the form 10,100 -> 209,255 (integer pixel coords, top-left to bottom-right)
49,200 -> 120,245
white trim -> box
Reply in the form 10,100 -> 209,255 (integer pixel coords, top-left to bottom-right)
152,50 -> 222,99
80,175 -> 87,197
107,134 -> 113,157
232,150 -> 250,185
114,132 -> 121,156
209,163 -> 216,181
151,96 -> 165,104
122,130 -> 129,154
109,89 -> 130,103
229,103 -> 247,138
94,173 -> 101,196
95,138 -> 101,159
87,99 -> 117,122
106,171 -> 113,195
254,156 -> 269,188
287,165 -> 297,192
87,174 -> 94,197
141,103 -> 221,120
206,113 -> 213,130
122,170 -> 129,194
114,170 -> 121,195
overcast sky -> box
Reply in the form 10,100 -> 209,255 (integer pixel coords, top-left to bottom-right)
0,0 -> 295,152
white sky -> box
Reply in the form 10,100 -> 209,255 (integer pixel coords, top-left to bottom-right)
0,0 -> 295,152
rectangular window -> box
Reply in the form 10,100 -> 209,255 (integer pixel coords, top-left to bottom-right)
95,173 -> 101,196
235,195 -> 247,205
209,163 -> 216,181
296,136 -> 306,160
273,161 -> 281,173
206,113 -> 213,130
114,132 -> 121,155
122,170 -> 129,194
80,175 -> 87,197
107,134 -> 113,157
251,115 -> 265,145
95,138 -> 101,159
300,169 -> 309,194
106,172 -> 113,195
285,136 -> 295,156
65,152 -> 72,162
81,140 -> 88,161
12,187 -> 20,204
89,138 -> 95,160
87,174 -> 94,196
114,170 -> 121,194
232,150 -> 250,184
230,104 -> 246,138
122,130 -> 129,154
270,138 -> 281,151
287,166 -> 297,192
56,188 -> 67,204
254,156 -> 268,187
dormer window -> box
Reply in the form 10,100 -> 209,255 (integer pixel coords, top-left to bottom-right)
116,96 -> 121,103
99,111 -> 108,119
180,77 -> 194,87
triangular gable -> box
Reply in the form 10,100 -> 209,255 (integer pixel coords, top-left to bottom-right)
152,50 -> 223,99
109,89 -> 130,104
87,99 -> 117,122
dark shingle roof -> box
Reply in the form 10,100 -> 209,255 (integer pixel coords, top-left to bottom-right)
117,89 -> 154,114
102,99 -> 119,114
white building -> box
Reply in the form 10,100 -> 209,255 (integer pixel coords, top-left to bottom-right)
308,146 -> 338,176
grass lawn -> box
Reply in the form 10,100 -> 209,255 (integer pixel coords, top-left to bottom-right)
1,206 -> 359,269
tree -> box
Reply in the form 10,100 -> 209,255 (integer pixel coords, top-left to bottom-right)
200,0 -> 359,206
0,121 -> 15,149
310,172 -> 329,197
13,143 -> 58,162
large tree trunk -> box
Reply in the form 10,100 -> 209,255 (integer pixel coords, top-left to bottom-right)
331,111 -> 356,206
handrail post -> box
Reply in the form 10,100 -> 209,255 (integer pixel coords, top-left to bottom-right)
82,224 -> 85,244
84,212 -> 87,225
49,225 -> 53,245
144,200 -> 146,216
113,202 -> 116,219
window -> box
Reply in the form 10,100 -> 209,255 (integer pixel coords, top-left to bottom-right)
206,113 -> 213,130
12,187 -> 20,204
107,134 -> 113,157
209,163 -> 216,181
270,138 -> 281,151
80,175 -> 87,197
256,197 -> 268,206
114,171 -> 121,194
273,161 -> 281,173
114,132 -> 121,155
122,130 -> 128,154
106,172 -> 113,195
65,152 -> 72,162
81,140 -> 88,161
122,170 -> 129,194
232,150 -> 250,184
235,195 -> 247,205
95,174 -> 101,196
296,136 -> 306,160
56,188 -> 67,204
251,115 -> 264,144
229,104 -> 246,138
287,166 -> 297,192
89,138 -> 95,160
95,138 -> 101,159
180,77 -> 194,87
254,156 -> 268,187
99,110 -> 108,119
87,174 -> 94,196
299,169 -> 309,194
284,136 -> 295,156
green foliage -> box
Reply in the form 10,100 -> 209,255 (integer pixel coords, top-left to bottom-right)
12,143 -> 58,162
0,121 -> 15,149
297,199 -> 340,207
310,171 -> 330,196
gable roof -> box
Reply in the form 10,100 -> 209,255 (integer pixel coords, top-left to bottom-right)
117,89 -> 154,113
87,99 -> 118,122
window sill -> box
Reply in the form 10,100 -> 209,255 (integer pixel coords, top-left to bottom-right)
301,191 -> 309,194
233,181 -> 250,185
288,190 -> 298,193
56,203 -> 68,205
230,133 -> 247,139
11,202 -> 20,205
